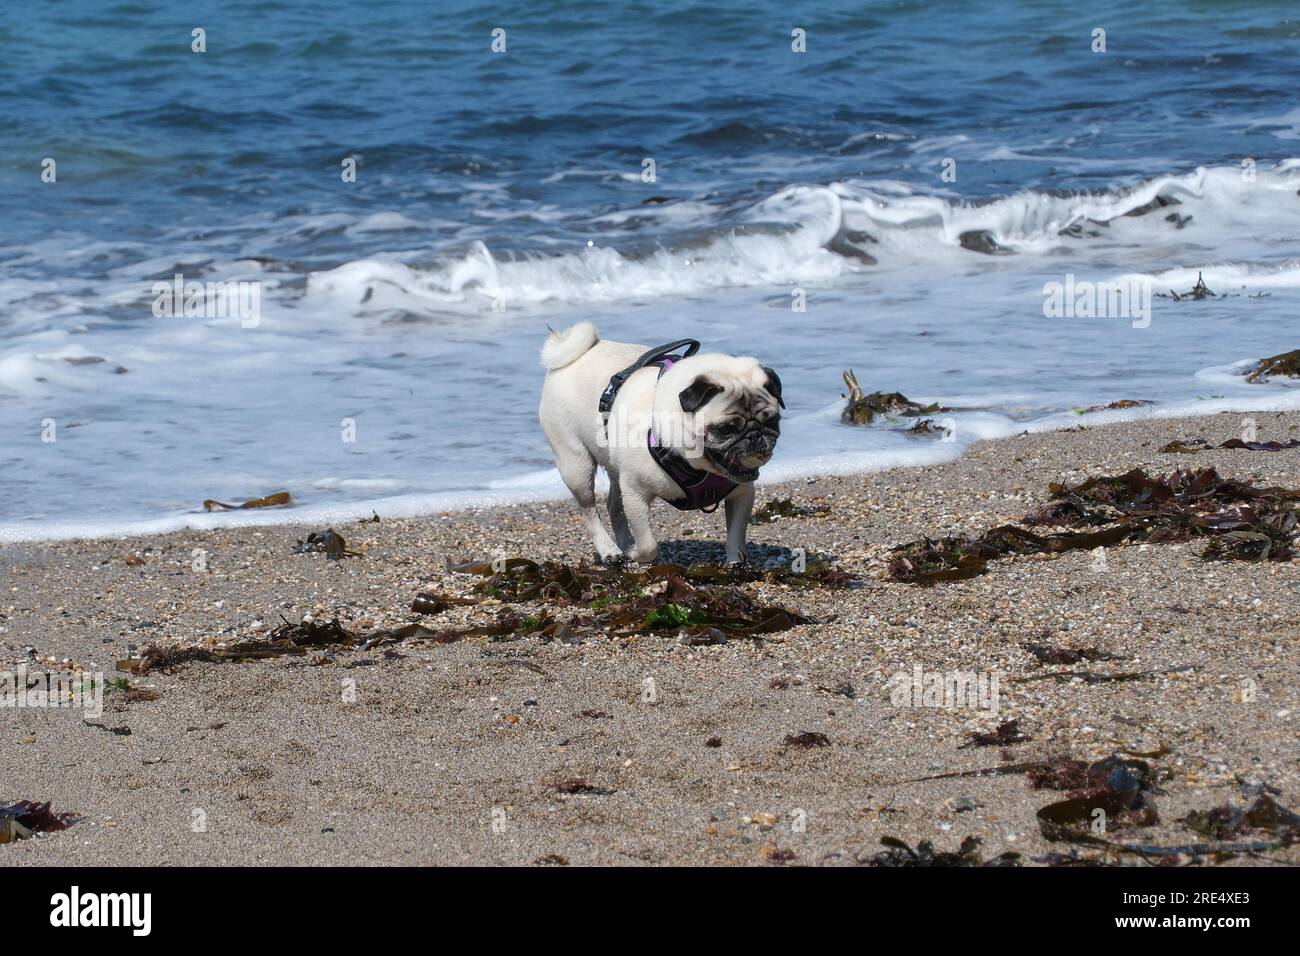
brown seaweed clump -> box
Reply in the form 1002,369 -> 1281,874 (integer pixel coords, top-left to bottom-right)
868,835 -> 1021,867
748,497 -> 830,524
202,491 -> 292,511
1161,437 -> 1300,453
889,468 -> 1300,584
1182,795 -> 1300,842
1243,348 -> 1300,384
840,369 -> 947,425
117,555 -> 848,674
1074,399 -> 1153,414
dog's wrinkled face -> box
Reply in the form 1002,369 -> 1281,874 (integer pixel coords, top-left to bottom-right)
677,365 -> 783,482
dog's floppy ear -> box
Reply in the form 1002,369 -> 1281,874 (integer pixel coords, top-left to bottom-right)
679,377 -> 723,413
761,367 -> 785,408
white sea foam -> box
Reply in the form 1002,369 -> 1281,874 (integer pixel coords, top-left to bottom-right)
291,163 -> 1300,318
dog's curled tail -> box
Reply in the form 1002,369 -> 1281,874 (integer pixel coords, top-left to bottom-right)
540,321 -> 599,370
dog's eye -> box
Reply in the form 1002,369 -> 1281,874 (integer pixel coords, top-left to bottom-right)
711,420 -> 741,438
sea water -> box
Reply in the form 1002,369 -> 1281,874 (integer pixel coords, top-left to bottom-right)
3,1 -> 1299,540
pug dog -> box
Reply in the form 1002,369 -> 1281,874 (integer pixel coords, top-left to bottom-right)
538,322 -> 782,565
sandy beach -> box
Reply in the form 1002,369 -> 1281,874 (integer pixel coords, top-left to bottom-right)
3,410 -> 1298,866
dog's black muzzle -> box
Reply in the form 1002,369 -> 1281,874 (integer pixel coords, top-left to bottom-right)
705,422 -> 780,482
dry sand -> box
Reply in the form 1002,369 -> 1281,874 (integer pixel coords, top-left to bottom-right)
2,410 -> 1298,866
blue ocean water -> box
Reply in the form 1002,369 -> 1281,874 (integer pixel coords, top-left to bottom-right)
3,1 -> 1300,538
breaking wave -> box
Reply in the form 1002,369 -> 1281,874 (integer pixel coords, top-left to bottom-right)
304,162 -> 1300,316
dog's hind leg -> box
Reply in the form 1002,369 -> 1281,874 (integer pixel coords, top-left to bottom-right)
606,476 -> 636,556
553,445 -> 621,562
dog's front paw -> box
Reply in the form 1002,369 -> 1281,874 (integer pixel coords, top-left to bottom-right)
725,549 -> 749,568
632,543 -> 660,565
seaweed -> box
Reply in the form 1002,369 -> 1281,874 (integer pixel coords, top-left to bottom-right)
84,721 -> 132,736
0,800 -> 77,843
1154,271 -> 1215,302
453,556 -> 853,597
1024,643 -> 1123,665
1244,348 -> 1300,383
888,523 -> 1138,584
1037,789 -> 1298,861
817,680 -> 856,699
555,778 -> 614,796
123,618 -> 379,672
119,553 -> 831,672
1011,664 -> 1193,685
1034,755 -> 1162,844
749,497 -> 830,524
840,369 -> 948,425
449,558 -> 828,641
868,835 -> 1021,867
1182,794 -> 1300,842
1037,789 -> 1159,843
1030,849 -> 1110,866
367,613 -> 556,648
202,491 -> 292,511
118,643 -> 217,675
1093,838 -> 1287,862
1161,437 -> 1300,453
1074,399 -> 1154,415
293,529 -> 358,560
888,753 -> 1159,794
961,719 -> 1031,749
410,592 -> 480,614
599,574 -> 816,641
906,418 -> 945,436
452,558 -> 592,603
783,731 -> 830,749
1202,521 -> 1295,561
890,468 -> 1300,584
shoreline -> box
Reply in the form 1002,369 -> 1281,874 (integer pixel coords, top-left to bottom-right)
3,409 -> 1298,866
5,391 -> 1300,546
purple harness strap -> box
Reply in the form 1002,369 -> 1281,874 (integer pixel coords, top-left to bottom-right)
647,427 -> 737,513
599,344 -> 738,513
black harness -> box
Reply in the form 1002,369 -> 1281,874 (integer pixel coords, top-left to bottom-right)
598,340 -> 738,513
